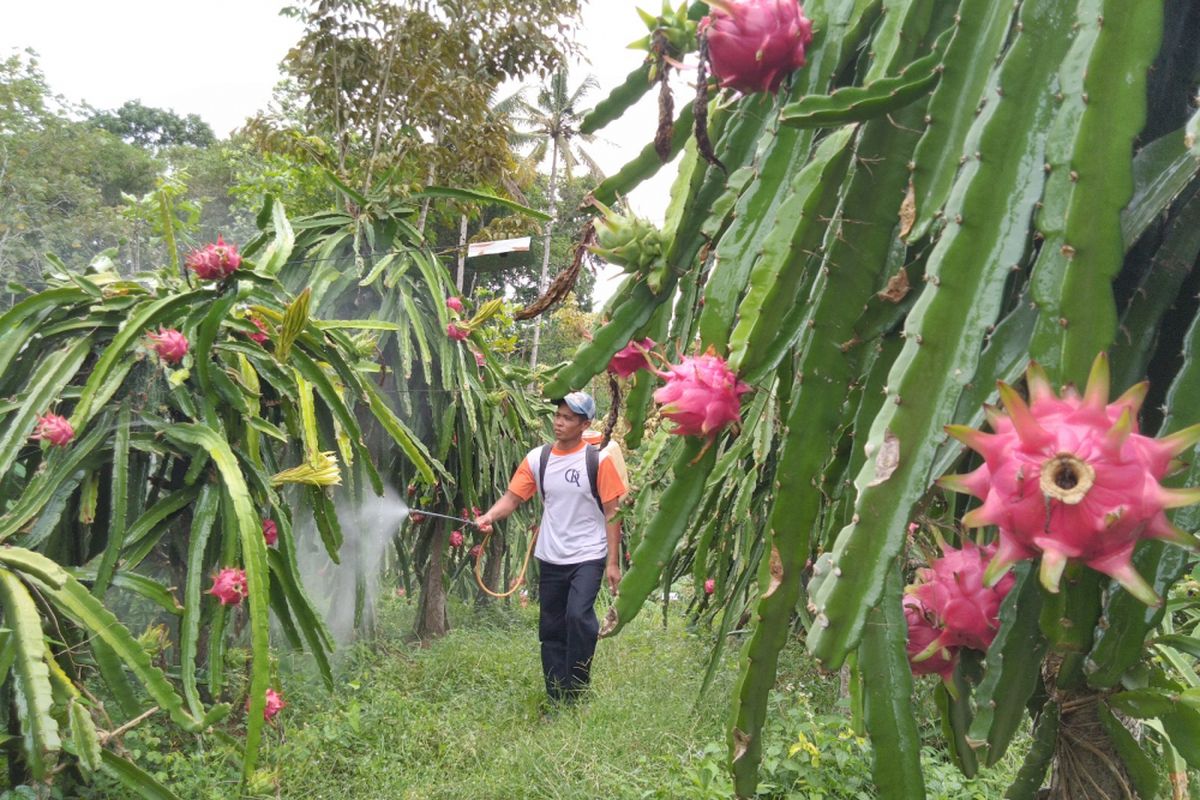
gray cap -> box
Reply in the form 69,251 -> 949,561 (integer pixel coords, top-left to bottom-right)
554,391 -> 596,420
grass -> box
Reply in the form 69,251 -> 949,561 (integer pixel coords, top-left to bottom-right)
273,594 -> 768,799
75,589 -> 1024,798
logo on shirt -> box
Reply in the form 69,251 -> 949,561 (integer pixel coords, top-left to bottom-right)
564,468 -> 581,487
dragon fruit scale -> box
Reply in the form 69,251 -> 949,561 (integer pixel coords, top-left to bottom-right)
700,0 -> 814,95
940,354 -> 1200,606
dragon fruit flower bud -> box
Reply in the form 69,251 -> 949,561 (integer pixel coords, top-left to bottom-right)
588,201 -> 666,274
447,296 -> 464,313
147,328 -> 189,364
262,519 -> 278,547
263,688 -> 285,721
208,567 -> 248,606
940,353 -> 1200,606
446,323 -> 470,342
700,0 -> 814,95
449,530 -> 464,548
704,578 -> 715,595
608,338 -> 656,378
653,348 -> 751,438
186,235 -> 242,281
32,413 -> 74,447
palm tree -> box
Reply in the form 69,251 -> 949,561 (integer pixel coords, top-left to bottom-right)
509,69 -> 604,366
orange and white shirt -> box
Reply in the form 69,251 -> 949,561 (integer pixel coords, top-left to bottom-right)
508,441 -> 627,565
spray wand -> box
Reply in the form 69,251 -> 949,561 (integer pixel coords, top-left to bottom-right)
407,508 -> 480,527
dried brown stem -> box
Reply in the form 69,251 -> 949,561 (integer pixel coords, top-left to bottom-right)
654,30 -> 675,163
514,221 -> 597,321
694,35 -> 725,172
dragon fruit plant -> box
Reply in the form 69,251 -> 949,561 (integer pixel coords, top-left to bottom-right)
549,0 -> 1200,795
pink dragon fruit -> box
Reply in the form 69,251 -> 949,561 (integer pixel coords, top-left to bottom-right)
447,296 -> 464,313
450,530 -> 464,548
473,350 -> 486,367
704,578 -> 716,595
186,235 -> 242,281
207,567 -> 248,605
410,512 -> 426,524
470,544 -> 483,559
248,317 -> 269,345
909,541 -> 1015,658
263,688 -> 285,721
262,518 -> 278,547
653,348 -> 751,437
31,413 -> 74,447
608,338 -> 656,378
903,595 -> 959,684
147,327 -> 189,364
700,0 -> 814,95
940,354 -> 1200,605
446,323 -> 470,342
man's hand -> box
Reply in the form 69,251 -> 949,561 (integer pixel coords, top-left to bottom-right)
605,562 -> 621,595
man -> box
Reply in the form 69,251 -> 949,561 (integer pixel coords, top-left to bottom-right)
475,391 -> 626,704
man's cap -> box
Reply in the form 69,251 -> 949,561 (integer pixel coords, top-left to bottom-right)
553,391 -> 596,420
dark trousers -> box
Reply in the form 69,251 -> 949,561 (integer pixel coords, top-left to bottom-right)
537,557 -> 605,702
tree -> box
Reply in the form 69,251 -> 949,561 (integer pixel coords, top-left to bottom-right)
506,68 -> 603,365
0,52 -> 159,290
89,99 -> 216,148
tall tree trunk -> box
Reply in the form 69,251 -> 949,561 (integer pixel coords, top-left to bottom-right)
528,138 -> 560,367
456,213 -> 469,291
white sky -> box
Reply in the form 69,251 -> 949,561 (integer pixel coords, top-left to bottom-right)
0,0 -> 684,308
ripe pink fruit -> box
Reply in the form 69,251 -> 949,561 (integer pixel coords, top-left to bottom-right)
941,354 -> 1200,605
909,541 -> 1015,657
410,512 -> 426,524
186,235 -> 241,281
470,544 -> 482,559
31,413 -> 74,447
396,587 -> 407,598
208,567 -> 247,605
446,323 -> 470,342
248,317 -> 269,345
447,296 -> 464,313
263,688 -> 285,721
653,348 -> 751,437
608,338 -> 656,378
700,0 -> 814,95
262,518 -> 278,547
450,530 -> 464,548
704,578 -> 715,595
147,328 -> 189,364
903,595 -> 959,684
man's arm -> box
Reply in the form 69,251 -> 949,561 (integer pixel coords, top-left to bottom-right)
474,491 -> 524,533
603,498 -> 622,594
